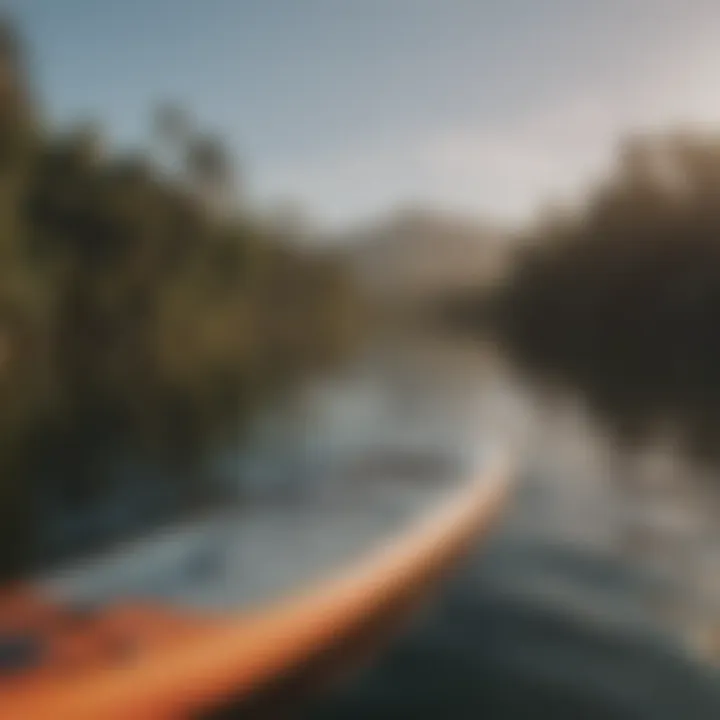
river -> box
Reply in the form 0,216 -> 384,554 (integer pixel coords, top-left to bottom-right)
224,328 -> 720,718
28,328 -> 720,717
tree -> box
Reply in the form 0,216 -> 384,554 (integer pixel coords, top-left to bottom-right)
493,129 -> 720,462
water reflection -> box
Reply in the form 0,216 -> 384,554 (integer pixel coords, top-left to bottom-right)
284,330 -> 720,718
14,326 -> 720,716
222,329 -> 720,659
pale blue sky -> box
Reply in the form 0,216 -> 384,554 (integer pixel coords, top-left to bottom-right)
5,0 -> 720,227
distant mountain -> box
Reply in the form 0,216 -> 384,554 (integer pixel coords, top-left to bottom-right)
336,208 -> 510,302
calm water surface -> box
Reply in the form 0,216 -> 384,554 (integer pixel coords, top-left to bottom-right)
35,329 -> 720,718
229,330 -> 720,718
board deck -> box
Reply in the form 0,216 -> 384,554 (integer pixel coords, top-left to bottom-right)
0,448 -> 511,719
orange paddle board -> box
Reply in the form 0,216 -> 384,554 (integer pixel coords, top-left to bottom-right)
0,450 -> 511,719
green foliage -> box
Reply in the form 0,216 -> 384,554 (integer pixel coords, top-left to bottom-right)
493,131 -> 720,459
0,21 -> 362,576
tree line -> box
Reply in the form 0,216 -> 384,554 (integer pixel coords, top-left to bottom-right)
491,129 -> 720,461
0,21 -> 359,576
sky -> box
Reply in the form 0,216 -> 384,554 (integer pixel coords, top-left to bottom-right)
5,0 -> 720,229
